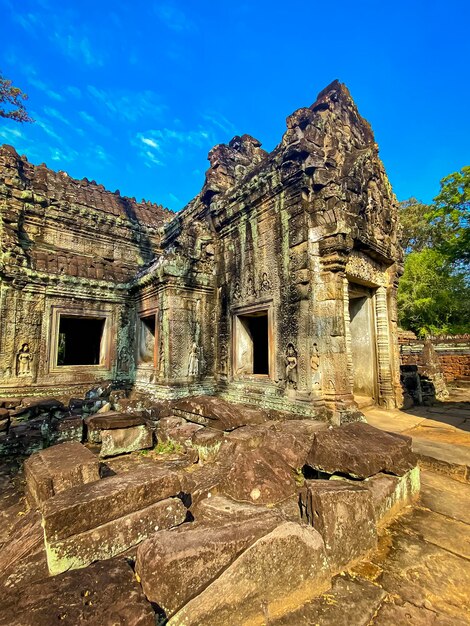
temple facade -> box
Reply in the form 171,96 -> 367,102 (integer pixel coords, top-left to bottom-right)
0,81 -> 403,422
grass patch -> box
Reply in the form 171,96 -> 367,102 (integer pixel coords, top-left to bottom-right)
154,439 -> 184,455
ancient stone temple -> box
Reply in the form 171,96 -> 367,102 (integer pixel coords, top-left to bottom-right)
0,80 -> 403,422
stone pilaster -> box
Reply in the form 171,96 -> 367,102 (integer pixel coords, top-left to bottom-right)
375,286 -> 395,408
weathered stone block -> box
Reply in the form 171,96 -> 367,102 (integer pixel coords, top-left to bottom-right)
363,466 -> 420,525
300,480 -> 377,569
24,442 -> 100,508
136,514 -> 280,616
51,415 -> 83,444
306,422 -> 416,478
42,464 -> 182,542
84,412 -> 146,443
46,497 -> 187,575
0,558 -> 155,626
157,416 -> 203,445
221,446 -> 297,505
99,424 -> 153,457
168,522 -> 331,625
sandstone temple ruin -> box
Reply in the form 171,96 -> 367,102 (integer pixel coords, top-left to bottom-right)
0,80 -> 404,422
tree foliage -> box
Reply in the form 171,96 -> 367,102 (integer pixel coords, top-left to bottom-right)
397,248 -> 470,336
398,167 -> 470,336
0,73 -> 33,123
429,166 -> 470,267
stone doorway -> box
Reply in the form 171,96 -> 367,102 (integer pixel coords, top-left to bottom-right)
233,309 -> 270,377
348,284 -> 378,401
138,314 -> 157,365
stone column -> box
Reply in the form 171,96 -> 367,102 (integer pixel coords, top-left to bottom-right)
343,277 -> 354,394
375,286 -> 395,408
313,230 -> 355,423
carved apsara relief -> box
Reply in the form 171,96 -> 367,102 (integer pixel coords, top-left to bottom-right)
16,343 -> 32,377
285,343 -> 298,389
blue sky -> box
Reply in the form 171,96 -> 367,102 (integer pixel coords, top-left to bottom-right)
0,0 -> 468,212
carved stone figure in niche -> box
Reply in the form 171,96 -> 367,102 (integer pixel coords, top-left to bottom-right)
236,348 -> 250,375
310,342 -> 321,391
118,345 -> 130,372
260,272 -> 272,292
158,335 -> 165,378
233,282 -> 241,300
219,342 -> 228,374
16,343 -> 32,377
246,277 -> 256,298
285,343 -> 298,389
188,343 -> 200,377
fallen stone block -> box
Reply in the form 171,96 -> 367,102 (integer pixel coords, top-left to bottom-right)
157,416 -> 203,445
362,466 -> 421,525
136,513 -> 280,616
168,522 -> 331,625
100,424 -> 153,457
306,422 -> 416,478
0,407 -> 10,420
172,395 -> 269,430
11,397 -> 64,421
221,446 -> 297,505
85,411 -> 147,443
180,460 -> 228,506
42,464 -> 182,544
46,497 -> 187,575
0,510 -> 49,590
0,398 -> 22,409
0,558 -> 155,626
24,442 -> 100,508
193,494 -> 280,524
262,419 -> 329,469
50,415 -> 83,444
300,480 -> 377,570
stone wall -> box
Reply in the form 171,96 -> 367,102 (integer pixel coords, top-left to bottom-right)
400,334 -> 470,383
0,145 -> 172,397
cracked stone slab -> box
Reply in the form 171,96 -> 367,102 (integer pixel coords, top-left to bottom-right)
419,470 -> 470,524
269,573 -> 386,626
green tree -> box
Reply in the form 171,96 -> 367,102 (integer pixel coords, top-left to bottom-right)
429,166 -> 470,267
0,72 -> 33,123
398,197 -> 435,253
397,248 -> 470,336
398,167 -> 470,336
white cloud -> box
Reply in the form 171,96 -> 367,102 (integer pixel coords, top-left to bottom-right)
67,86 -> 82,98
140,136 -> 159,149
0,127 -> 23,142
34,117 -> 62,142
154,4 -> 195,32
87,86 -> 166,123
52,33 -> 104,67
202,112 -> 237,137
43,106 -> 70,126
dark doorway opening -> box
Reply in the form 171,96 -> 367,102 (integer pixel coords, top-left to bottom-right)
237,311 -> 269,375
57,316 -> 105,366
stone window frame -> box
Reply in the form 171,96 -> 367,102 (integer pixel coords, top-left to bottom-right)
136,305 -> 159,370
48,305 -> 113,373
231,301 -> 274,381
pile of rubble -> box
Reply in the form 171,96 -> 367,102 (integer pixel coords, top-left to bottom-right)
0,394 -> 420,625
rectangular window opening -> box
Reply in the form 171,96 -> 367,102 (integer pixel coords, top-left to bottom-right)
139,314 -> 157,364
235,311 -> 269,376
57,316 -> 105,366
